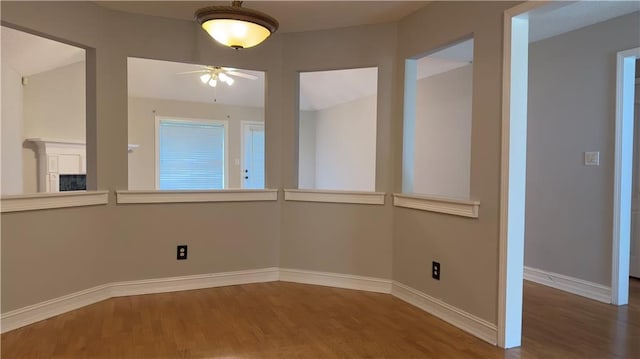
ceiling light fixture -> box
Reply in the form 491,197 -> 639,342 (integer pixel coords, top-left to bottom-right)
198,67 -> 236,87
195,1 -> 279,49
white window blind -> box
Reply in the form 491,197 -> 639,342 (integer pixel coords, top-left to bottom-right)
158,119 -> 225,190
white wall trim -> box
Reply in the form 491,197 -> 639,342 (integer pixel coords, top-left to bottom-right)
283,189 -> 385,205
279,268 -> 392,293
612,47 -> 640,305
391,281 -> 497,345
393,193 -> 479,218
524,267 -> 611,304
108,267 -> 280,297
0,267 -> 279,333
0,191 -> 109,213
116,189 -> 278,204
0,283 -> 111,334
498,0 -> 551,349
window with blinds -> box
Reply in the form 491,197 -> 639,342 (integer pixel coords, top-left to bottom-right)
157,119 -> 226,190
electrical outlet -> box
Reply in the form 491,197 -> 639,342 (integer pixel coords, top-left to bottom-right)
432,261 -> 440,280
177,245 -> 188,260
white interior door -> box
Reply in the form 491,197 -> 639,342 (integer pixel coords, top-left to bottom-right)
632,82 -> 640,278
242,122 -> 265,189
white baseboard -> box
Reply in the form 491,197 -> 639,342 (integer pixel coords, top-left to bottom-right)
0,284 -> 111,334
1,267 -> 498,348
109,267 -> 279,297
523,266 -> 611,303
279,268 -> 392,293
0,267 -> 279,333
391,281 -> 497,345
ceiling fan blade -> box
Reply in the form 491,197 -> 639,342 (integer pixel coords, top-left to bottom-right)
227,71 -> 258,80
176,70 -> 209,75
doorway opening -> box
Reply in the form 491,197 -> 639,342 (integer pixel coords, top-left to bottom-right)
500,1 -> 639,348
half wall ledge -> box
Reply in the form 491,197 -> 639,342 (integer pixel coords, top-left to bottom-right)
284,189 -> 385,205
1,191 -> 109,213
116,189 -> 278,204
393,193 -> 480,218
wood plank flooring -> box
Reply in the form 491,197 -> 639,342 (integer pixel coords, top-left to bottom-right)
1,279 -> 639,358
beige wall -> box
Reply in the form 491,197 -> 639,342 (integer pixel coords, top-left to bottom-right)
23,61 -> 86,141
279,22 -> 396,280
413,64 -> 472,198
393,1 -> 513,324
128,97 -> 264,190
525,12 -> 640,286
21,61 -> 86,193
1,1 -> 284,313
298,110 -> 316,188
1,60 -> 23,195
299,95 -> 377,191
1,206 -> 112,311
1,0 -> 512,330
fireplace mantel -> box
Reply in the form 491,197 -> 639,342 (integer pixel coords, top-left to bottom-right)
26,138 -> 86,192
26,139 -> 140,192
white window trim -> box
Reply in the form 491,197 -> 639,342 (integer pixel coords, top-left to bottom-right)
393,193 -> 479,218
116,189 -> 278,204
284,189 -> 385,205
155,115 -> 229,190
240,120 -> 266,189
1,191 -> 109,213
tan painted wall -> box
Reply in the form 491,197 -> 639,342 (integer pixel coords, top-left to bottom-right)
1,61 -> 23,195
414,65 -> 473,199
525,12 -> 640,286
299,95 -> 378,191
1,0 -> 513,330
1,1 -> 283,312
279,23 -> 396,280
1,206 -> 113,311
21,61 -> 86,193
298,110 -> 316,188
393,1 -> 514,324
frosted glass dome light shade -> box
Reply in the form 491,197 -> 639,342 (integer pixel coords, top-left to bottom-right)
195,1 -> 279,49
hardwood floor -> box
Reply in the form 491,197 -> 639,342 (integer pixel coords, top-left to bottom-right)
1,279 -> 639,358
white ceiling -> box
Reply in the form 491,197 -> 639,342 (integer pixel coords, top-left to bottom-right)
127,58 -> 265,108
300,67 -> 378,111
1,26 -> 85,77
528,0 -> 640,43
96,1 -> 430,34
5,1 -> 637,110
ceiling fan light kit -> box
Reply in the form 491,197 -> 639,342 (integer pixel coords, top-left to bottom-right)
198,68 -> 236,87
195,1 -> 279,49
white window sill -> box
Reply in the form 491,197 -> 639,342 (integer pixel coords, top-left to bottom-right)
393,193 -> 480,218
116,189 -> 278,204
1,191 -> 109,213
284,189 -> 385,205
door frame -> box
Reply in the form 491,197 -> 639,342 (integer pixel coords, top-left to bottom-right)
612,46 -> 640,305
498,1 -> 546,348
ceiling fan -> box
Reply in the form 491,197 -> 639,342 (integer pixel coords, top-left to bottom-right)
178,65 -> 258,87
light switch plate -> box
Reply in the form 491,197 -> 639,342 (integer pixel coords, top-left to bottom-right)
585,151 -> 600,166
